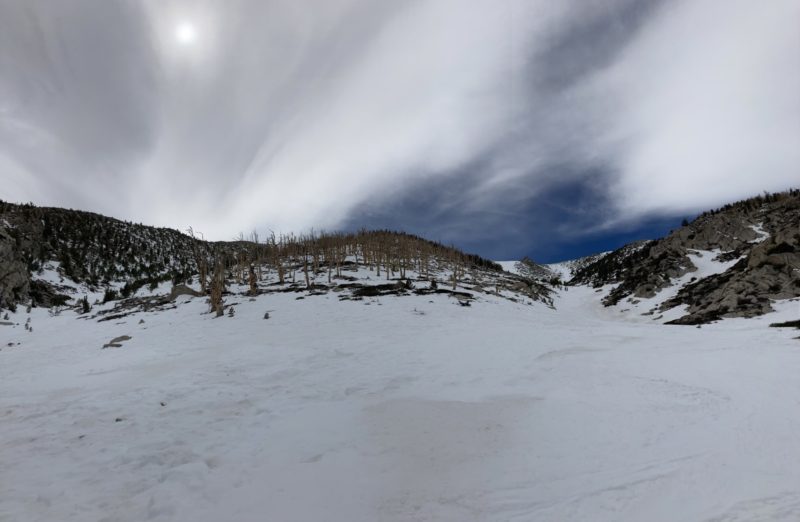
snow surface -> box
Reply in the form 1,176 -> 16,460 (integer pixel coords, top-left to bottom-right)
498,257 -> 598,282
544,261 -> 572,281
496,260 -> 521,275
750,223 -> 769,243
498,259 -> 576,281
2,282 -> 800,521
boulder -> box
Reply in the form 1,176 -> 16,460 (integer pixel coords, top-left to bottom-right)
167,284 -> 204,301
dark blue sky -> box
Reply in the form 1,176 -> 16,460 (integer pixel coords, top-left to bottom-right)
342,175 -> 691,263
525,217 -> 683,263
356,215 -> 683,264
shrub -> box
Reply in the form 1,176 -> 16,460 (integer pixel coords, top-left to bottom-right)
51,295 -> 70,307
102,288 -> 118,303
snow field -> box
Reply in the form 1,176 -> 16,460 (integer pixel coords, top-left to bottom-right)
1,281 -> 799,521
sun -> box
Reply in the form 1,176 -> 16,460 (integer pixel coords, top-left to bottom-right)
174,22 -> 196,45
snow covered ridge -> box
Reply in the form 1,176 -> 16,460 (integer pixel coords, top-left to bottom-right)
498,253 -> 611,283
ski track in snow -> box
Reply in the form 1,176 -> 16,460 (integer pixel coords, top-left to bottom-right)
1,278 -> 800,521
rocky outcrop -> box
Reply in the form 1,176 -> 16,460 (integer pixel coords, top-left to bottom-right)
602,244 -> 694,305
167,284 -> 205,301
663,220 -> 800,324
570,240 -> 654,297
0,226 -> 29,310
573,190 -> 800,323
102,335 -> 132,349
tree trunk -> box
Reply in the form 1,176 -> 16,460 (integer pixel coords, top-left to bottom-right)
249,265 -> 258,295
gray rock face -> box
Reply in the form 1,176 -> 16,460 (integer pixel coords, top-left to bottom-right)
574,190 -> 800,324
167,284 -> 205,301
663,222 -> 800,324
0,226 -> 30,310
578,241 -> 693,307
675,213 -> 761,252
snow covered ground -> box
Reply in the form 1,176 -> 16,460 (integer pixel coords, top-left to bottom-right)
495,260 -> 522,274
2,282 -> 800,521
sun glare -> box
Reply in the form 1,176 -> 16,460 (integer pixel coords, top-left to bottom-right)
175,22 -> 196,45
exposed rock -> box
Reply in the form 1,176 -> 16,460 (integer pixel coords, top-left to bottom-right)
664,197 -> 799,323
514,257 -> 553,280
0,226 -> 29,310
102,335 -> 132,349
167,284 -> 204,301
574,190 -> 800,323
770,319 -> 800,328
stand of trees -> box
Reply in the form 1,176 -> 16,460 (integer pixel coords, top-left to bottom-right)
179,229 -> 503,308
0,199 -> 508,311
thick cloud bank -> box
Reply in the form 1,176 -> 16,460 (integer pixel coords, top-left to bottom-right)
1,0 -> 797,242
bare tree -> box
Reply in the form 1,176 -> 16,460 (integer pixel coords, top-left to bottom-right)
186,227 -> 208,293
248,264 -> 258,295
210,257 -> 225,317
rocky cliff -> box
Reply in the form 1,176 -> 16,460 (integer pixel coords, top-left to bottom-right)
571,190 -> 800,323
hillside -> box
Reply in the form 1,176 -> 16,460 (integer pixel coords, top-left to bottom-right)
571,190 -> 800,324
0,202 -> 211,309
0,201 -> 552,315
498,253 -> 612,285
3,191 -> 799,325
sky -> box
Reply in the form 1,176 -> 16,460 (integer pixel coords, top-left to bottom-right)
1,0 -> 798,262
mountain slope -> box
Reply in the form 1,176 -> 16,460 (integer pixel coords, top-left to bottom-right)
0,202 -> 212,309
2,190 -> 798,324
0,201 -> 553,313
2,194 -> 800,522
571,190 -> 800,323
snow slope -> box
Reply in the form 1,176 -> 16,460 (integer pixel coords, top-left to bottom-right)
498,253 -> 612,282
2,284 -> 800,521
496,260 -> 521,275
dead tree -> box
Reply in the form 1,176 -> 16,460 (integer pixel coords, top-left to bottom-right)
303,248 -> 311,289
186,227 -> 208,293
269,232 -> 285,284
210,259 -> 225,317
248,264 -> 258,295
